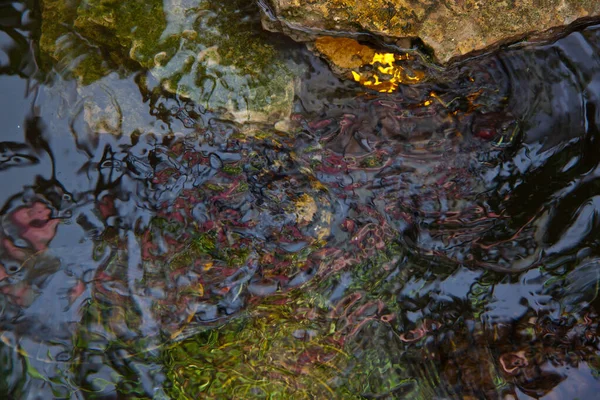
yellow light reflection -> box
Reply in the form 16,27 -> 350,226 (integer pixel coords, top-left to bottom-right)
351,52 -> 425,93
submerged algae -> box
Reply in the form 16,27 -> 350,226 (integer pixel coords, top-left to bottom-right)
163,287 -> 415,399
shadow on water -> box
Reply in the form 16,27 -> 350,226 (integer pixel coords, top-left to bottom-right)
1,0 -> 600,398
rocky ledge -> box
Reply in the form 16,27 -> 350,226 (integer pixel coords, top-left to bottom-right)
258,0 -> 600,63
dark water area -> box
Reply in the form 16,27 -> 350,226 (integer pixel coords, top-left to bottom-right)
1,1 -> 600,398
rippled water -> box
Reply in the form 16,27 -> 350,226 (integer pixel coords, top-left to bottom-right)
1,1 -> 600,398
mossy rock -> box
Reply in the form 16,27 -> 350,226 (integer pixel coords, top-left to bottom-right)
39,0 -> 302,124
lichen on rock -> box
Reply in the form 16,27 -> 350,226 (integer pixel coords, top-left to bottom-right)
259,0 -> 600,63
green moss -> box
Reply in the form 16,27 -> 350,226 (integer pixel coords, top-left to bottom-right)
162,295 -> 347,399
204,183 -> 225,192
169,233 -> 217,270
170,250 -> 194,270
221,164 -> 243,175
190,233 -> 217,255
235,181 -> 249,193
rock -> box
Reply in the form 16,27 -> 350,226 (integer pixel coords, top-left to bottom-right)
39,0 -> 304,125
258,0 -> 600,63
313,36 -> 376,70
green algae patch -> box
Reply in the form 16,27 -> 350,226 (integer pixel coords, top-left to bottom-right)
163,297 -> 347,399
161,293 -> 383,399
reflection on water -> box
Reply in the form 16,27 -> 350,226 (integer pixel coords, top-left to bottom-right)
1,0 -> 600,398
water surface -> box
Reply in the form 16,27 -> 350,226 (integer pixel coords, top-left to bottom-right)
1,1 -> 600,398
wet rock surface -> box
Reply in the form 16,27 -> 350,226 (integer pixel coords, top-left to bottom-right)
40,0 -> 303,124
259,0 -> 600,62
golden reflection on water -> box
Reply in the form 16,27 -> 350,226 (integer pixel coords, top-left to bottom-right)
351,52 -> 425,92
314,36 -> 425,93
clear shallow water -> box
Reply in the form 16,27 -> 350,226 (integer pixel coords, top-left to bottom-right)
1,1 -> 600,398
